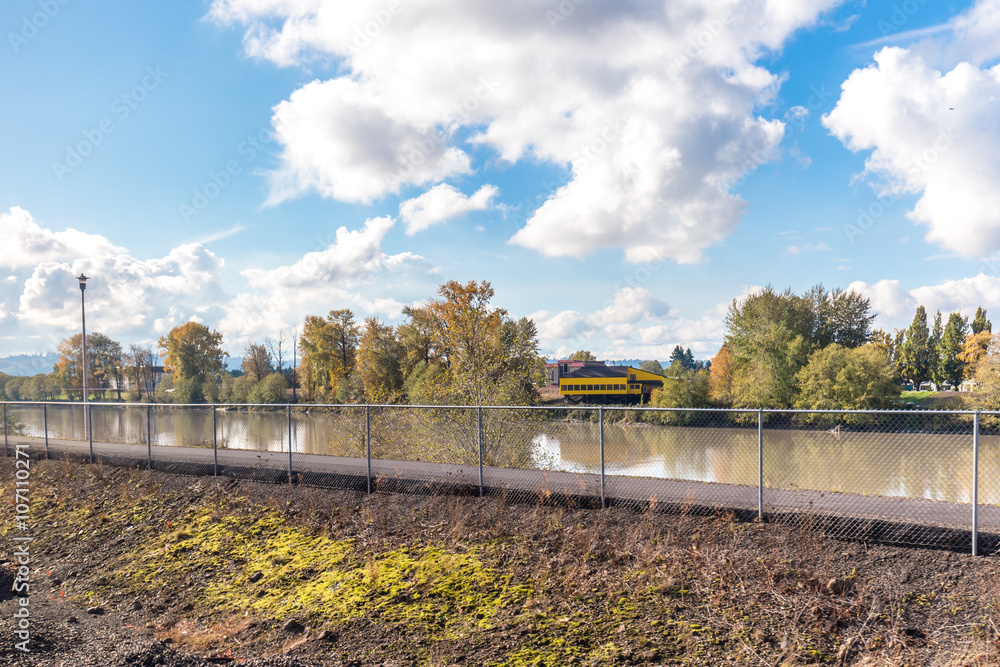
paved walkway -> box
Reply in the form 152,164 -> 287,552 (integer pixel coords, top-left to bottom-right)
5,433 -> 995,552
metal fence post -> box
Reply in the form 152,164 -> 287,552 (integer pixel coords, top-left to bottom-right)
477,406 -> 484,498
88,403 -> 94,464
758,408 -> 763,522
599,407 -> 606,509
365,405 -> 372,495
146,404 -> 152,470
3,403 -> 8,457
973,410 -> 980,557
287,404 -> 293,484
43,403 -> 49,460
213,406 -> 218,477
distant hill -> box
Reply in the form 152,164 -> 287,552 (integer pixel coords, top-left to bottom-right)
0,353 -> 245,376
544,358 -> 647,367
0,353 -> 60,376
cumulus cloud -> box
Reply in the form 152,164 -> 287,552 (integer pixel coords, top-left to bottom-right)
243,216 -> 425,289
825,0 -> 1000,257
211,0 -> 843,262
530,286 -> 729,361
266,79 -> 474,204
0,206 -> 124,269
0,208 -> 435,355
399,183 -> 499,235
225,216 -> 437,344
18,245 -> 227,338
0,208 -> 229,350
849,273 -> 1000,331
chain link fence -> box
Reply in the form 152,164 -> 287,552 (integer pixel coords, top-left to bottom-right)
3,401 -> 998,554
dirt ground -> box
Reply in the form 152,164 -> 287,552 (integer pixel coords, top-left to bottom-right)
2,456 -> 1000,666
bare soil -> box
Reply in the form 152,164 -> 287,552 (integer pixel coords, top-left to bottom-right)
2,456 -> 1000,666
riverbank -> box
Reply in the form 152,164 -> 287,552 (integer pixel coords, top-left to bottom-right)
2,457 -> 1000,666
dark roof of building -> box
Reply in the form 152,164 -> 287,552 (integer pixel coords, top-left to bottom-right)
562,366 -> 628,379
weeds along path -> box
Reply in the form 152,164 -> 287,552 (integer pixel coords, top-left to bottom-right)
2,457 -> 1000,666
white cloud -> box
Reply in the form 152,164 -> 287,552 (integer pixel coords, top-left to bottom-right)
265,79 -> 474,204
786,242 -> 832,255
242,216 -> 424,289
224,216 -> 437,345
0,206 -> 124,269
589,287 -> 670,327
399,183 -> 499,235
211,0 -> 844,262
0,206 -> 230,351
0,207 -> 434,355
825,1 -> 1000,257
18,244 -> 227,337
531,286 -> 728,361
0,208 -> 229,352
948,0 -> 1000,63
849,273 -> 1000,330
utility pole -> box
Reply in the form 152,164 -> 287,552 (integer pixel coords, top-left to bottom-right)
77,274 -> 89,436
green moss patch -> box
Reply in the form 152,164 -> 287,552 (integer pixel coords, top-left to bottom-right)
108,503 -> 530,642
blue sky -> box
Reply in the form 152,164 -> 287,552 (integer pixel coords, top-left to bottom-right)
2,0 -> 999,362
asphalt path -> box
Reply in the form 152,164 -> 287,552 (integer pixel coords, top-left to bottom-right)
5,433 -> 996,552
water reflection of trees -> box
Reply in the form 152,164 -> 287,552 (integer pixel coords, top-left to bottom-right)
546,420 -> 994,505
9,404 -> 1000,506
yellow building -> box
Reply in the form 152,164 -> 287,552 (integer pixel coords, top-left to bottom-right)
558,366 -> 664,403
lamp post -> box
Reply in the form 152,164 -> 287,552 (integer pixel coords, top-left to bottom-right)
77,274 -> 89,442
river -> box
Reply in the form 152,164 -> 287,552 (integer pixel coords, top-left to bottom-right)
6,404 -> 998,505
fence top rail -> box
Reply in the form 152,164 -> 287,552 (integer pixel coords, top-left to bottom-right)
1,400 -> 997,417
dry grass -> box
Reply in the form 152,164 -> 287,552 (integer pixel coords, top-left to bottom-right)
4,457 -> 1000,666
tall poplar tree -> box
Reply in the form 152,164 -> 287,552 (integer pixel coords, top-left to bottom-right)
898,306 -> 931,389
972,307 -> 992,334
936,313 -> 968,389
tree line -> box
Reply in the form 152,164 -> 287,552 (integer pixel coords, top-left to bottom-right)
0,280 -> 544,407
297,280 -> 542,405
4,278 -> 1000,411
646,285 -> 1000,412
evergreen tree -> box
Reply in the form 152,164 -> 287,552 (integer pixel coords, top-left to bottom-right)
936,312 -> 968,389
929,310 -> 944,387
683,348 -> 695,369
898,306 -> 931,389
668,345 -> 686,366
972,307 -> 992,335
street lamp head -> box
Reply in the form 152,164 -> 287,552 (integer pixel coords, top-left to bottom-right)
77,273 -> 89,291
